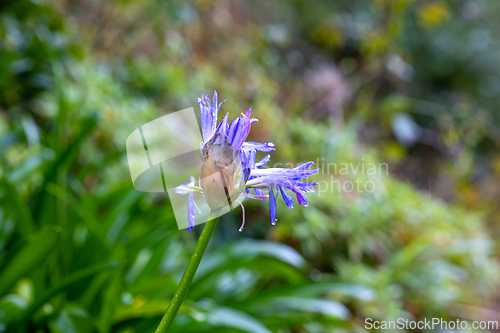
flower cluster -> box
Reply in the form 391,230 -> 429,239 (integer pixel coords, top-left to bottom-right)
175,91 -> 318,231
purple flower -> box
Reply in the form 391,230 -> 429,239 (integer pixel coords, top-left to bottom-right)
175,91 -> 318,231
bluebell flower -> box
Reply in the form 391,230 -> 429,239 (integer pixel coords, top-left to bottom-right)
175,91 -> 318,231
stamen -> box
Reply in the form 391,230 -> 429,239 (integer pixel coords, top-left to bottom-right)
193,200 -> 201,214
243,193 -> 269,200
235,199 -> 246,232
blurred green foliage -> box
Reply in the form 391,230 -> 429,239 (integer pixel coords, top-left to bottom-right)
1,0 -> 499,332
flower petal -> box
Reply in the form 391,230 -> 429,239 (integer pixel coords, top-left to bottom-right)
199,91 -> 225,143
294,190 -> 309,207
240,148 -> 256,182
255,154 -> 271,168
227,117 -> 240,141
199,94 -> 212,143
246,176 -> 315,207
210,91 -> 219,137
250,162 -> 319,179
228,115 -> 251,149
269,186 -> 277,224
174,176 -> 197,195
218,98 -> 226,110
214,112 -> 229,136
188,192 -> 195,231
242,141 -> 276,152
279,187 -> 294,209
245,107 -> 252,118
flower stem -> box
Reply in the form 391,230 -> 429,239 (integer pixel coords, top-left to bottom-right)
154,209 -> 220,333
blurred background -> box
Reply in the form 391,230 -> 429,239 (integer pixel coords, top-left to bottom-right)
1,0 -> 500,332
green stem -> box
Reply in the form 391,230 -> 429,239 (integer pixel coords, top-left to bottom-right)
155,209 -> 220,333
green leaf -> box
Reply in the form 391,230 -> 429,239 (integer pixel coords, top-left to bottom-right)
0,294 -> 29,327
267,297 -> 350,319
12,261 -> 120,326
194,240 -> 307,282
0,226 -> 62,296
0,177 -> 36,235
112,298 -> 202,323
49,304 -> 95,333
32,115 -> 98,219
98,247 -> 124,333
206,307 -> 273,333
113,299 -> 170,323
188,241 -> 308,300
7,151 -> 52,185
230,240 -> 307,269
293,282 -> 375,301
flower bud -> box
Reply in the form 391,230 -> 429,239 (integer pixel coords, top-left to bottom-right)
199,132 -> 244,209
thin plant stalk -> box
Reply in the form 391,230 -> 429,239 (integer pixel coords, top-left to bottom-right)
154,209 -> 220,333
